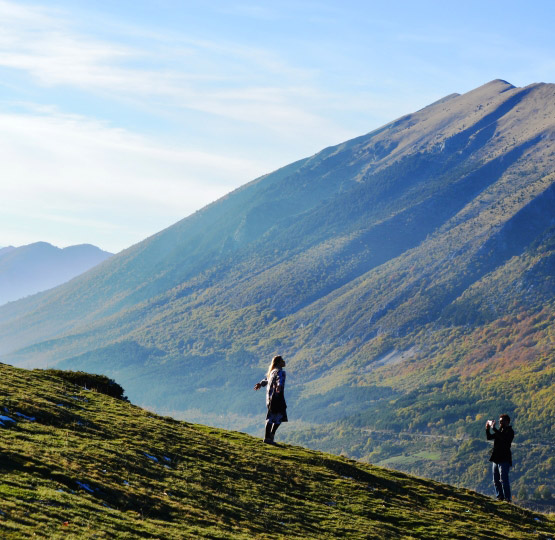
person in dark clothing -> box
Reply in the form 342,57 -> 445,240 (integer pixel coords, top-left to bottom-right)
254,355 -> 287,444
486,413 -> 514,502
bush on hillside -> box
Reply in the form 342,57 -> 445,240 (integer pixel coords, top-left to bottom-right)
42,369 -> 129,401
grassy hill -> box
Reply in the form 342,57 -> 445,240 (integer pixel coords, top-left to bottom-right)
1,363 -> 554,539
0,79 -> 553,506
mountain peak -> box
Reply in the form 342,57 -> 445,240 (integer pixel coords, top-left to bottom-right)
484,78 -> 516,91
457,79 -> 517,103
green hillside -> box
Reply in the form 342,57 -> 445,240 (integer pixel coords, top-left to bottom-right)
1,363 -> 554,539
0,79 -> 553,506
284,226 -> 555,507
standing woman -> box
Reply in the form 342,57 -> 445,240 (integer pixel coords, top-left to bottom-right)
254,355 -> 288,444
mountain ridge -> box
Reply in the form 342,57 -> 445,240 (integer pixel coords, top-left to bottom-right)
0,80 -> 553,504
0,80 -> 552,333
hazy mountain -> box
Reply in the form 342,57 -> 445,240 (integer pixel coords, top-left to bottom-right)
0,242 -> 113,305
0,246 -> 16,256
0,80 -> 553,502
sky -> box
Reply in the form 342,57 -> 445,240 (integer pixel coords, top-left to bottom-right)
1,1 -> 554,253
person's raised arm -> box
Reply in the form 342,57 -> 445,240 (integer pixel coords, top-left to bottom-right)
485,420 -> 496,440
254,378 -> 268,391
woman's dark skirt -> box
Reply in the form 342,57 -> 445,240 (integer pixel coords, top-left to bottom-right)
267,393 -> 288,423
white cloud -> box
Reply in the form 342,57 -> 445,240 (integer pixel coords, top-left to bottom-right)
0,0 -> 359,251
0,107 -> 267,251
0,0 -> 370,252
0,0 -> 336,138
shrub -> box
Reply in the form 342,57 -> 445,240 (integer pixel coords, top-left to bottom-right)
41,369 -> 128,401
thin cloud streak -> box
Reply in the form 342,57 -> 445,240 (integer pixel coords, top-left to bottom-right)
0,1 -> 333,137
0,108 -> 266,251
0,0 -> 349,251
0,108 -> 264,198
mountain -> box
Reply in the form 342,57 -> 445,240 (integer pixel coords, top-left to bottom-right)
1,362 -> 553,539
0,80 -> 553,504
0,246 -> 16,256
0,242 -> 113,305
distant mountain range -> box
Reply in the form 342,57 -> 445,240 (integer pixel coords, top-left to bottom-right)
0,242 -> 112,305
0,80 -> 553,504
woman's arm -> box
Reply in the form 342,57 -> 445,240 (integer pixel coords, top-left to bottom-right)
254,378 -> 268,391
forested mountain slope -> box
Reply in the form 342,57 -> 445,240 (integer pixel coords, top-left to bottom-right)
1,363 -> 554,539
0,79 -> 553,505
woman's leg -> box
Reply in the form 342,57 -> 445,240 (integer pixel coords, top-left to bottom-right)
264,412 -> 284,443
264,421 -> 273,442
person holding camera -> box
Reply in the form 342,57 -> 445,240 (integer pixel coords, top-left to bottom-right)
485,414 -> 514,502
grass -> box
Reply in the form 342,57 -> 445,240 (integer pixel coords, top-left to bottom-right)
0,362 -> 554,539
376,451 -> 443,467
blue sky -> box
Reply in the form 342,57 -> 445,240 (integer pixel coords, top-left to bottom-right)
1,0 -> 554,253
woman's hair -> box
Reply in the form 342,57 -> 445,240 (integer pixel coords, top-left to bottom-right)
267,355 -> 285,378
500,413 -> 511,424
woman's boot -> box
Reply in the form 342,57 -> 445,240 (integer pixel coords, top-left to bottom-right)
264,422 -> 273,443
